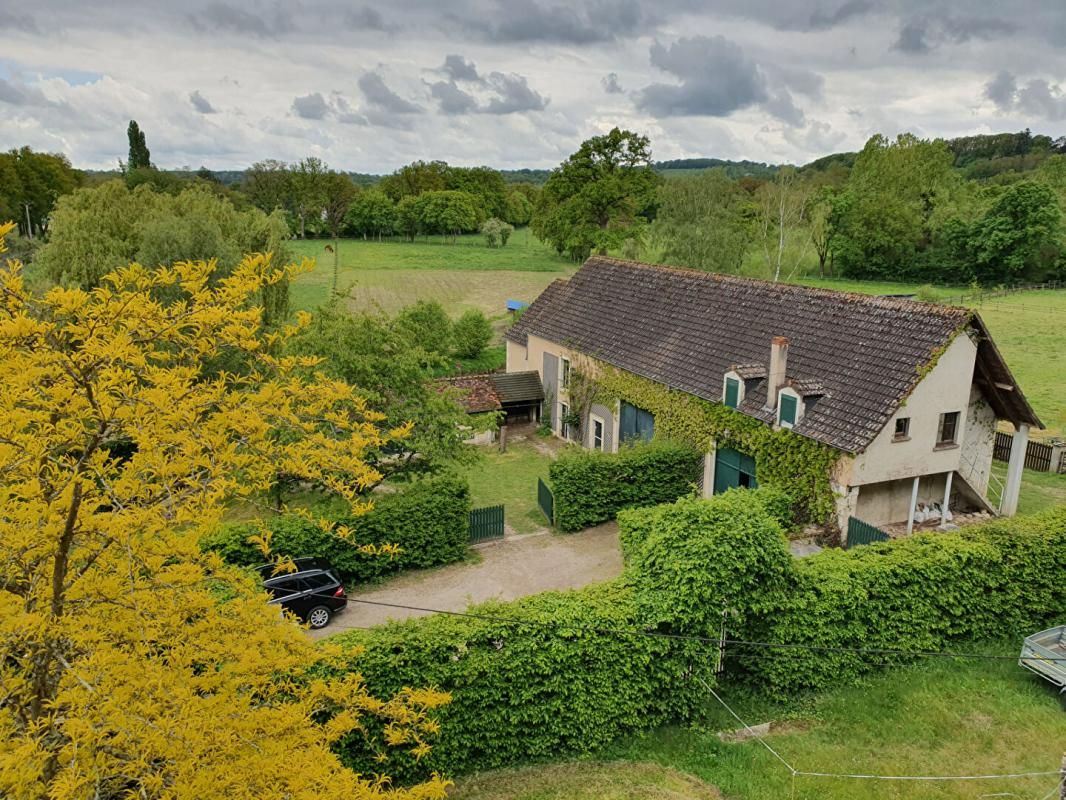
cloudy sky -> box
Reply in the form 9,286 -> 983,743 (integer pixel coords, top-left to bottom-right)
1,0 -> 1065,171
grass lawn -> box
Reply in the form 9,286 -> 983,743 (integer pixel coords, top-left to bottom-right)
451,762 -> 720,800
452,436 -> 560,535
990,462 -> 1066,514
287,228 -> 576,316
456,651 -> 1066,800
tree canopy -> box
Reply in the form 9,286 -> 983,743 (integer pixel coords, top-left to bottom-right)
0,223 -> 449,799
0,147 -> 83,238
532,128 -> 659,261
127,119 -> 152,170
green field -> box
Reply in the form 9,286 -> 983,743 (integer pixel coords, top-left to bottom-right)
287,228 -> 575,316
455,651 -> 1066,800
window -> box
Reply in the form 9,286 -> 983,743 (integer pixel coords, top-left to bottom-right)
591,416 -> 605,450
723,376 -> 740,409
620,401 -> 654,442
894,417 -> 911,441
560,357 -> 571,390
778,392 -> 798,428
937,411 -> 960,447
560,402 -> 570,439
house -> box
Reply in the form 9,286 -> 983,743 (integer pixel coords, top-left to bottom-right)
504,256 -> 1042,534
438,371 -> 544,444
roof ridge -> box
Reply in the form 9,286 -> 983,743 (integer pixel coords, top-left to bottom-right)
581,256 -> 970,318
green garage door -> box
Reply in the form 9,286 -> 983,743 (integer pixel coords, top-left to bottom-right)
714,448 -> 757,494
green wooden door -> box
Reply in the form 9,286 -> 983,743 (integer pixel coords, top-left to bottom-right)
713,447 -> 757,494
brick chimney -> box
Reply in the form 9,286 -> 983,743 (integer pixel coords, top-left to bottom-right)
767,336 -> 789,409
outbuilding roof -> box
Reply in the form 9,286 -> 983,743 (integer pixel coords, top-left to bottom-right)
505,256 -> 1041,453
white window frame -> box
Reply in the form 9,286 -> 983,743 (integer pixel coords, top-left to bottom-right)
590,413 -> 605,451
777,387 -> 802,429
722,370 -> 744,409
560,356 -> 571,391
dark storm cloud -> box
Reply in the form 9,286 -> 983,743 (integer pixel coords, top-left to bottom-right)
357,71 -> 423,114
985,70 -> 1066,121
291,92 -> 330,120
0,12 -> 41,34
0,78 -> 56,108
602,73 -> 623,94
189,1 -> 294,37
345,6 -> 391,31
428,80 -> 479,114
894,13 -> 1015,53
472,0 -> 647,44
441,54 -> 481,83
483,72 -> 548,113
636,35 -> 806,126
806,0 -> 873,31
189,90 -> 217,114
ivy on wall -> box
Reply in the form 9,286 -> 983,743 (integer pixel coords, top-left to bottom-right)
591,364 -> 840,524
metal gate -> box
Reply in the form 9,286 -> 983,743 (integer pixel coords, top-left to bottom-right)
846,517 -> 890,548
469,505 -> 505,544
537,477 -> 554,525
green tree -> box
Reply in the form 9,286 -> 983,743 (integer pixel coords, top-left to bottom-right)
346,189 -> 397,240
379,160 -> 450,201
452,308 -> 493,359
289,156 -> 328,238
754,167 -> 811,282
447,166 -> 508,219
243,159 -> 293,215
651,170 -> 752,273
127,120 -> 152,170
1,147 -> 83,238
503,188 -> 534,226
833,133 -> 959,279
289,302 -> 477,475
418,190 -> 482,241
35,181 -> 292,325
394,195 -> 426,241
480,217 -> 514,248
808,187 -> 840,277
947,180 -> 1061,283
532,128 -> 659,261
320,172 -> 358,291
394,299 -> 453,357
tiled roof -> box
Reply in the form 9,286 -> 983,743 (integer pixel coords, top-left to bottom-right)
437,374 -> 502,414
504,256 -> 1041,453
492,370 -> 544,405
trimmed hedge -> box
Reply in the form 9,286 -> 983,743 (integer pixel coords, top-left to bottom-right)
330,579 -> 710,783
202,475 -> 471,584
548,440 -> 702,532
743,507 -> 1066,695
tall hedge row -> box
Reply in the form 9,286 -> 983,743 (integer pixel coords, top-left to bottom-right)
202,475 -> 471,584
743,507 -> 1066,695
331,580 -> 710,783
548,440 -> 702,532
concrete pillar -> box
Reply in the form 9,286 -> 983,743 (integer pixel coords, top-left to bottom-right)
906,476 -> 920,535
702,444 -> 718,499
940,471 -> 953,527
1051,440 -> 1065,474
1000,423 -> 1030,517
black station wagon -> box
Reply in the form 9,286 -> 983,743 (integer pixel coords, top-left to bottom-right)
261,561 -> 347,629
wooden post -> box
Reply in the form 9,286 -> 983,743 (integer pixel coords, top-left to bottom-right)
498,424 -> 507,453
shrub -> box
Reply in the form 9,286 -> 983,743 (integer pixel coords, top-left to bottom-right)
548,440 -> 701,532
201,476 -> 471,584
480,217 -> 514,248
452,309 -> 493,360
330,579 -> 710,783
741,506 -> 1066,695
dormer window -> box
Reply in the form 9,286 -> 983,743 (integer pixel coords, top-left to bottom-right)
778,389 -> 800,429
723,374 -> 742,409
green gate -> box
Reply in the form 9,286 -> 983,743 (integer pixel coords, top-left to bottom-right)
469,505 -> 505,544
537,477 -> 554,525
846,517 -> 890,548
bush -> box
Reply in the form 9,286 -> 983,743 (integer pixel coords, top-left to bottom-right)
548,440 -> 701,532
201,476 -> 471,584
452,309 -> 493,360
742,506 -> 1066,695
480,217 -> 514,247
330,579 -> 709,783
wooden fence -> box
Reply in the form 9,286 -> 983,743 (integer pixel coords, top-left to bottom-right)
992,431 -> 1063,473
469,505 -> 505,544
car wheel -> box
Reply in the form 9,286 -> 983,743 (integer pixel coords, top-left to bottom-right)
307,606 -> 331,629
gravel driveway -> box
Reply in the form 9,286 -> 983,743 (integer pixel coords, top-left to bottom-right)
313,522 -> 622,637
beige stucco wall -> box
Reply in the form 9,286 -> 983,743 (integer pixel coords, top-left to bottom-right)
854,474 -> 951,527
959,384 -> 997,495
505,339 -> 529,372
847,334 -> 983,487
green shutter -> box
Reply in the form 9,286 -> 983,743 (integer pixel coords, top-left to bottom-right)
779,393 -> 798,426
724,377 -> 739,409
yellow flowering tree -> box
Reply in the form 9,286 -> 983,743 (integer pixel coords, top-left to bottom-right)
0,221 -> 449,800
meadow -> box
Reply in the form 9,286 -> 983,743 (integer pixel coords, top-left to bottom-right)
453,650 -> 1066,800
